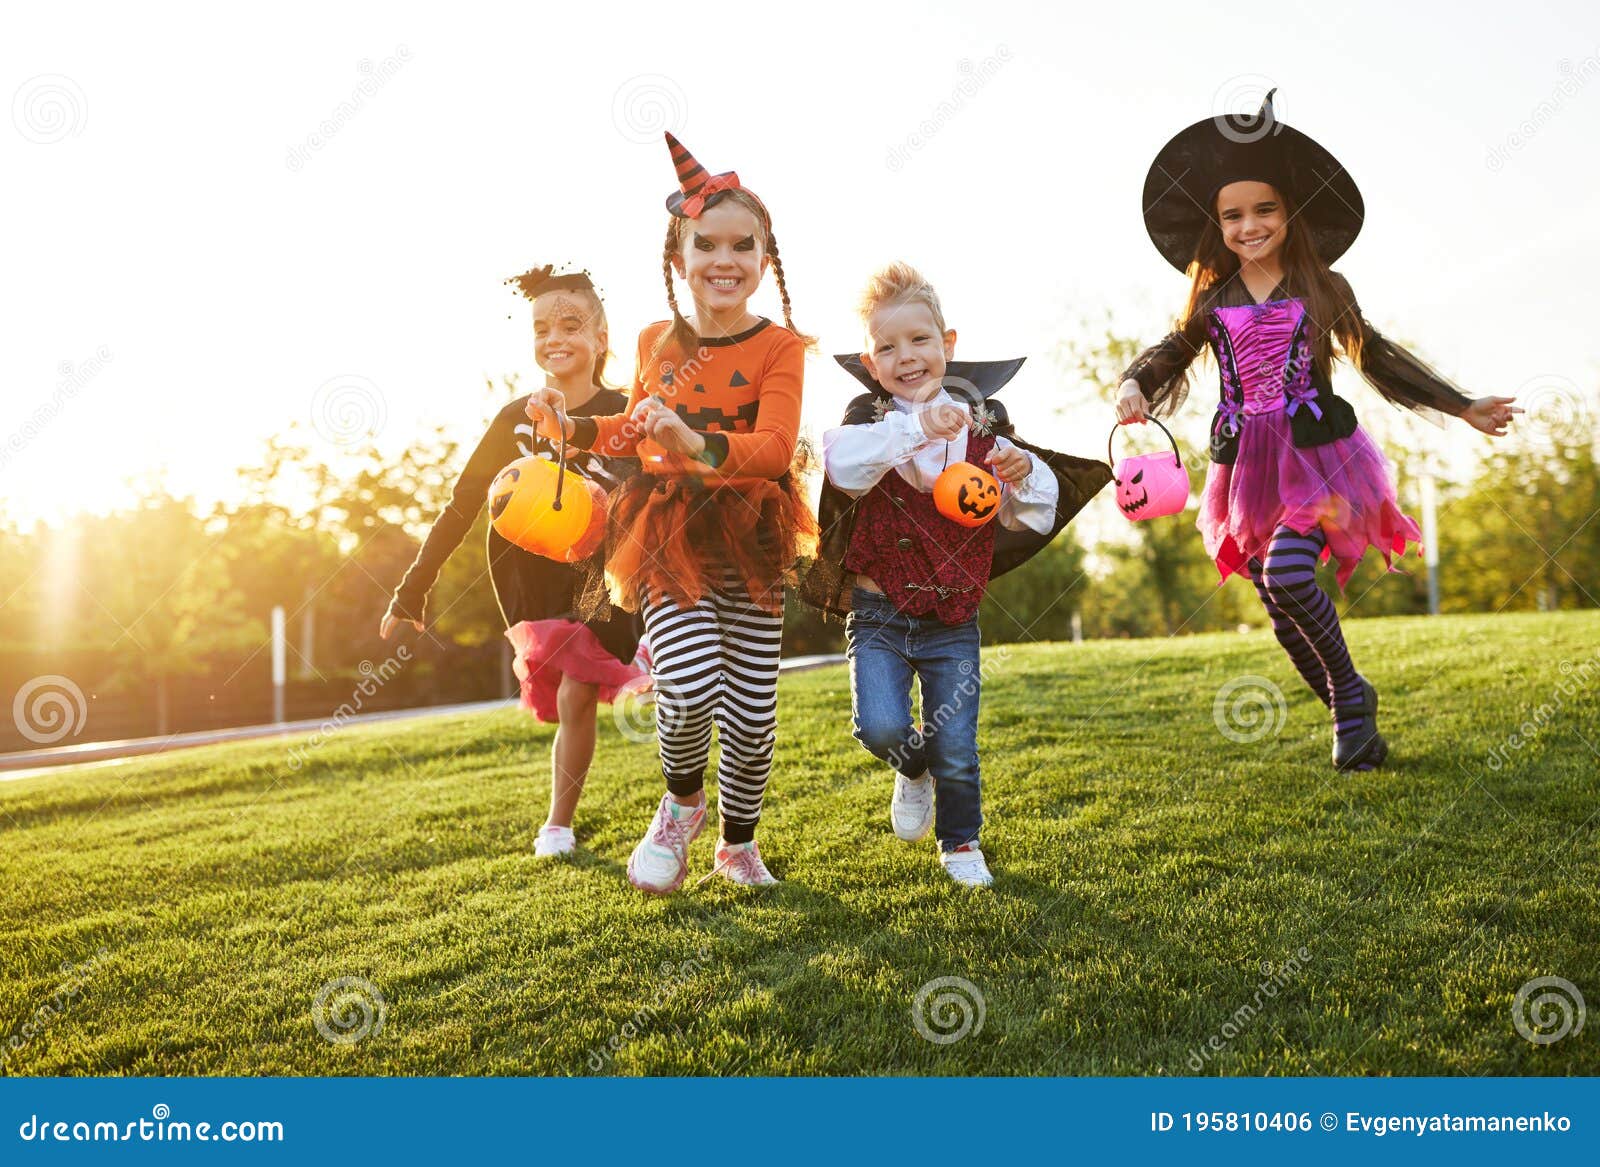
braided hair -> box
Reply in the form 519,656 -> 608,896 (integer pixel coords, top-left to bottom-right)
651,189 -> 814,365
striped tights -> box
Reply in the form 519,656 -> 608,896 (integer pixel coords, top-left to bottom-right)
642,578 -> 784,844
1246,526 -> 1369,741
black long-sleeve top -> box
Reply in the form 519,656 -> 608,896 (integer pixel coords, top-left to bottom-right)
1122,272 -> 1474,462
387,388 -> 640,663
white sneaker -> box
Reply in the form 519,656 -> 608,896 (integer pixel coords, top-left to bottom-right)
890,771 -> 934,841
534,824 -> 576,858
627,793 -> 706,895
940,845 -> 994,888
707,839 -> 779,887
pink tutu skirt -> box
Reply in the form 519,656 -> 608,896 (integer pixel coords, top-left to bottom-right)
1198,408 -> 1422,589
503,619 -> 648,724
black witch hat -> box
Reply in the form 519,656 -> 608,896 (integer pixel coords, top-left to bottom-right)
1142,88 -> 1364,272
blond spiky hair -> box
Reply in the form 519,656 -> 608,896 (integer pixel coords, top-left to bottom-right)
856,261 -> 947,335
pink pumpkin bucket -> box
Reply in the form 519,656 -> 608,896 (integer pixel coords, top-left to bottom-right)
1107,419 -> 1190,521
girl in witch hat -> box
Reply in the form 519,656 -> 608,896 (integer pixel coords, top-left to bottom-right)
1116,89 -> 1520,772
527,133 -> 816,893
803,262 -> 1111,886
383,264 -> 646,858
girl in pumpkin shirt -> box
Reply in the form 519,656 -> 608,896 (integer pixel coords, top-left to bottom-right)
527,134 -> 815,894
815,262 -> 1109,888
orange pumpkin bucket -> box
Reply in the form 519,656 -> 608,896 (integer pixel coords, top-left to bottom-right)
488,434 -> 607,563
933,461 -> 1001,527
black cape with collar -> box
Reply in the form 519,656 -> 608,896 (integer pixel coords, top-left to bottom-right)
798,357 -> 1112,620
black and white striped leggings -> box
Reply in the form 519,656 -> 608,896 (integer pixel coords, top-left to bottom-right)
642,576 -> 784,844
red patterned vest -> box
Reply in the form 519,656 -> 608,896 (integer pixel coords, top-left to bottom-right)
843,432 -> 997,624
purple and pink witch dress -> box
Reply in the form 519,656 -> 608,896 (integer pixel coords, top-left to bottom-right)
1123,275 -> 1474,588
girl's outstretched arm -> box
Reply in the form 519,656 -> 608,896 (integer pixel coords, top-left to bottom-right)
1119,312 -> 1210,419
1334,274 -> 1475,423
384,403 -> 520,632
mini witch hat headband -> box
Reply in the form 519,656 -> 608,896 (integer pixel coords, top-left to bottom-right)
664,132 -> 767,220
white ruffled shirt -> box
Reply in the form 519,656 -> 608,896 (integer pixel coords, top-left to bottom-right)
822,390 -> 1059,535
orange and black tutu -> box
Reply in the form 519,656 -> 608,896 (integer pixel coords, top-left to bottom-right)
595,469 -> 817,615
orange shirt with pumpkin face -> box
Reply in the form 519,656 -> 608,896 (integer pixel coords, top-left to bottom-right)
577,317 -> 804,482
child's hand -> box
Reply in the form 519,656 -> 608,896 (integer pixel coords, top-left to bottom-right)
1115,380 -> 1149,425
379,612 -> 423,638
632,396 -> 707,457
918,400 -> 968,441
526,388 -> 572,441
985,439 -> 1033,485
1461,395 -> 1521,438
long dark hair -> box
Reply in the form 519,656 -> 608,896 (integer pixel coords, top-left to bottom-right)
1181,186 -> 1364,379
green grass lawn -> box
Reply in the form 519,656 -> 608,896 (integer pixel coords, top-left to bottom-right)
2,611 -> 1596,1076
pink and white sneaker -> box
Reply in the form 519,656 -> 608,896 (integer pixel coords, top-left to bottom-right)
707,839 -> 779,887
627,793 -> 706,895
534,824 -> 576,859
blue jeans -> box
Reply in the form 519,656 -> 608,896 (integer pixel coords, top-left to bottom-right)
844,587 -> 982,852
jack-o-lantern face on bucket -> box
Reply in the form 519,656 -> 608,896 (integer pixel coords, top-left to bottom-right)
488,455 -> 607,563
934,461 -> 1000,527
1118,467 -> 1148,517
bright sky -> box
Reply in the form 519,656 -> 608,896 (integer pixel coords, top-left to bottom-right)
5,0 -> 1598,530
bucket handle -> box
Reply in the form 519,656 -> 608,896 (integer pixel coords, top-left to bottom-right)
1106,417 -> 1181,485
551,408 -> 572,512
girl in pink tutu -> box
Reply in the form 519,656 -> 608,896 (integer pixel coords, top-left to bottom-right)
1116,90 -> 1519,771
382,265 -> 647,855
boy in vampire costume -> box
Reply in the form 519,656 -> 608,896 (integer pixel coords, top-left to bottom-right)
802,262 -> 1110,885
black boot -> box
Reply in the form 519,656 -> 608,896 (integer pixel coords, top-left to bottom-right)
1333,677 -> 1388,772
